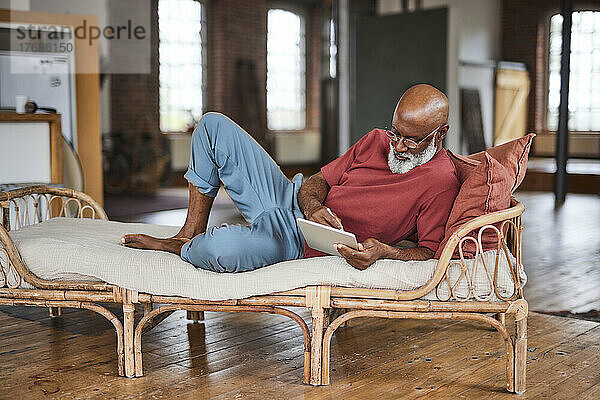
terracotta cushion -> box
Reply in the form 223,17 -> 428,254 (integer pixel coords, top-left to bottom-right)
467,133 -> 535,192
434,152 -> 512,259
434,134 -> 535,259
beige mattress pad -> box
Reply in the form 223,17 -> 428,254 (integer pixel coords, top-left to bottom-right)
3,218 -> 526,301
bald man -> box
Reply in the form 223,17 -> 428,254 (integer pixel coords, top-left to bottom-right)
122,84 -> 459,272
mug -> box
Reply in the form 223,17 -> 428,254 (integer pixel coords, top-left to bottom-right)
15,95 -> 27,114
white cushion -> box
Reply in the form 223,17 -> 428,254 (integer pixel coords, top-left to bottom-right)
4,218 -> 526,301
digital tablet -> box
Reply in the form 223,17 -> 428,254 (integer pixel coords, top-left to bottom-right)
296,218 -> 358,256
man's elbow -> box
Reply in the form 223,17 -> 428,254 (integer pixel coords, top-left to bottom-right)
307,171 -> 328,187
416,247 -> 434,260
395,246 -> 434,261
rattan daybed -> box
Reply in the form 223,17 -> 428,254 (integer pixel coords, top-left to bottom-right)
0,186 -> 528,394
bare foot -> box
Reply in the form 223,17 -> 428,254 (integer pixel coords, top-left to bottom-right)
121,234 -> 189,254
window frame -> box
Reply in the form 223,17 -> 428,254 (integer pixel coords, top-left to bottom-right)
158,0 -> 208,135
266,4 -> 309,133
543,7 -> 600,136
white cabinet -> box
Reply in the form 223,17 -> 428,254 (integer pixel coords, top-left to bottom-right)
0,112 -> 62,184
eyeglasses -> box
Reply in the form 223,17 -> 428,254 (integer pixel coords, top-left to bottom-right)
384,124 -> 447,149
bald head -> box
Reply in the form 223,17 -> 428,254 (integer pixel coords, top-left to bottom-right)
392,84 -> 449,135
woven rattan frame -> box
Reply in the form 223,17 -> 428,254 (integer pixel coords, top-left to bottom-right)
0,186 -> 528,393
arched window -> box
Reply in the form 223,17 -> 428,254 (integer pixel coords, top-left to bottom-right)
548,11 -> 600,131
267,9 -> 306,131
159,0 -> 206,132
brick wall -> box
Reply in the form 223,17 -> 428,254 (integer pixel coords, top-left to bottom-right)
108,0 -> 322,156
307,3 -> 323,130
110,0 -> 160,137
502,0 -> 558,135
207,0 -> 267,119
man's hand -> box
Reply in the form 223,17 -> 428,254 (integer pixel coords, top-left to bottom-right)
297,171 -> 344,230
306,205 -> 343,230
336,238 -> 435,270
334,238 -> 385,270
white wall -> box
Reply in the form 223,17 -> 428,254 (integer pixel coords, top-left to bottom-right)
1,0 -> 29,10
168,134 -> 192,171
377,0 -> 501,152
29,0 -> 106,17
275,131 -> 321,165
431,0 -> 501,151
0,122 -> 51,184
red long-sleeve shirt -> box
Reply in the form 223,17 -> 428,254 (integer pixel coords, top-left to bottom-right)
304,129 -> 459,258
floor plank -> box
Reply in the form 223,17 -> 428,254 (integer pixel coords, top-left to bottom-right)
1,305 -> 599,399
333,315 -> 595,399
516,191 -> 600,314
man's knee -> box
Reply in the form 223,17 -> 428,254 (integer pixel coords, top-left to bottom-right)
184,228 -> 286,273
199,112 -> 227,127
192,112 -> 237,150
184,234 -> 232,272
196,112 -> 230,137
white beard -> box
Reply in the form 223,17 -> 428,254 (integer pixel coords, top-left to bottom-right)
387,138 -> 438,174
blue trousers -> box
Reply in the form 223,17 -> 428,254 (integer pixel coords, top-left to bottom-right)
180,112 -> 305,272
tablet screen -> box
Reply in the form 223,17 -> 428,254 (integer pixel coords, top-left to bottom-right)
296,218 -> 358,256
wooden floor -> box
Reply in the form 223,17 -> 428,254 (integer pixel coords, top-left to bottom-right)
0,305 -> 598,399
517,191 -> 600,313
